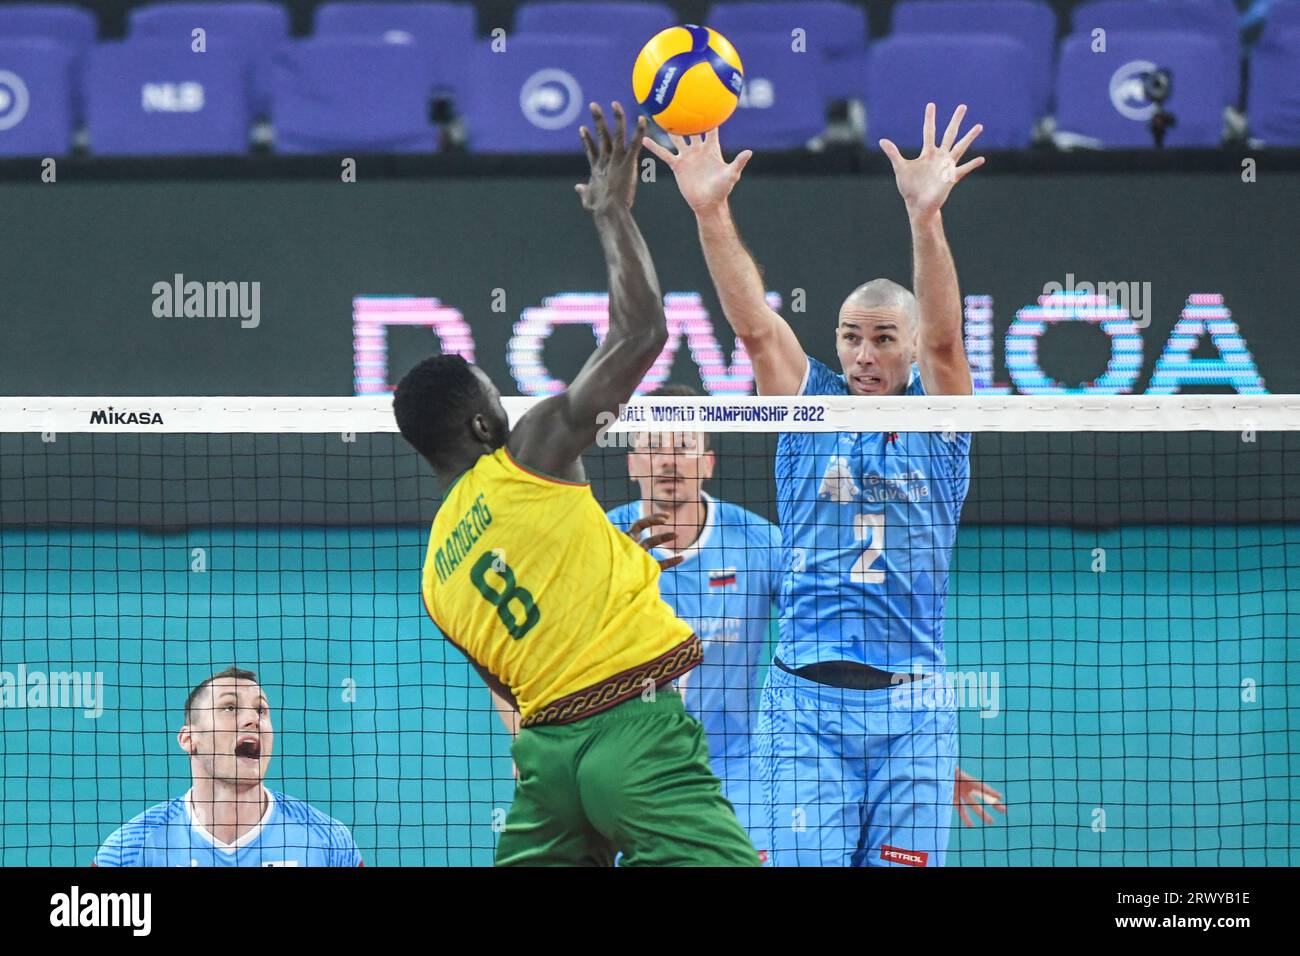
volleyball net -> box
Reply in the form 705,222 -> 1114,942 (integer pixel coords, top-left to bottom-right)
0,394 -> 1297,866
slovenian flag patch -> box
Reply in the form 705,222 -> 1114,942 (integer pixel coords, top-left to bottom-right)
708,568 -> 737,588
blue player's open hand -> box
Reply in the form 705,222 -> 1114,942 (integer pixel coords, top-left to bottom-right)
643,127 -> 753,215
955,767 -> 1007,827
879,103 -> 984,221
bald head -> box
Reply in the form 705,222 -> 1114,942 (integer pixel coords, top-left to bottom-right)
834,278 -> 919,396
840,278 -> 918,328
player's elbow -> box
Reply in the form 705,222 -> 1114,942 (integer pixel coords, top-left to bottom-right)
920,335 -> 966,367
920,350 -> 974,396
647,324 -> 669,353
595,324 -> 668,386
623,324 -> 669,363
728,301 -> 782,341
737,319 -> 787,360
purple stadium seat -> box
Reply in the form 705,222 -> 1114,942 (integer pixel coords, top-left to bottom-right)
460,37 -> 625,153
707,1 -> 870,103
1263,0 -> 1300,36
867,35 -> 1035,149
1071,0 -> 1238,35
514,1 -> 676,58
0,3 -> 99,122
84,40 -> 250,155
128,2 -> 289,117
314,1 -> 476,106
891,0 -> 1058,115
313,1 -> 477,45
0,40 -> 76,157
1248,28 -> 1300,144
0,3 -> 98,54
713,33 -> 827,148
270,39 -> 437,154
1055,31 -> 1227,147
1070,0 -> 1239,105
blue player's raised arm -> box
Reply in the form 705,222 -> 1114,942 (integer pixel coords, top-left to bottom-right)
879,103 -> 984,397
644,129 -> 807,396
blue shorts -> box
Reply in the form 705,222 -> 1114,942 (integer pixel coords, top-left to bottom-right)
755,665 -> 957,867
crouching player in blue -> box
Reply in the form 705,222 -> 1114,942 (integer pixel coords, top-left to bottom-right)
607,384 -> 780,858
649,103 -> 994,865
94,667 -> 363,867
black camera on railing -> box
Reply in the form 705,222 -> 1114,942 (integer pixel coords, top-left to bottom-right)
1142,68 -> 1172,106
1141,68 -> 1177,148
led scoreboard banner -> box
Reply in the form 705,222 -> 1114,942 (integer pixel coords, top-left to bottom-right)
351,290 -> 1266,397
0,168 -> 1294,396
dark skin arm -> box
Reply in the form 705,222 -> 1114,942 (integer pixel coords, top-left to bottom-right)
470,104 -> 663,748
507,102 -> 668,481
624,511 -> 685,571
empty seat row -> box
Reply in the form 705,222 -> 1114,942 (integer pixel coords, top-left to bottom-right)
1,0 -> 1298,154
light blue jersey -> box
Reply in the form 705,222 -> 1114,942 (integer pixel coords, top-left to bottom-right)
760,355 -> 971,867
606,494 -> 780,764
93,788 -> 363,867
774,357 -> 971,673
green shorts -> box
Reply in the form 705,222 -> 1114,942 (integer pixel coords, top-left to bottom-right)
495,686 -> 760,867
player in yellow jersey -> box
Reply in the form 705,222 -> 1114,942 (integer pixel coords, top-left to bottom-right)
393,102 -> 758,867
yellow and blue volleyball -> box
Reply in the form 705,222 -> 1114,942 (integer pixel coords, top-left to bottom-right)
633,25 -> 744,136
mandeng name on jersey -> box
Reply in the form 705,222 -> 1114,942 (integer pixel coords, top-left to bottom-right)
433,493 -> 493,583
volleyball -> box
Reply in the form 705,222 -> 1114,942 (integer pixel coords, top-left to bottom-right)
633,25 -> 744,136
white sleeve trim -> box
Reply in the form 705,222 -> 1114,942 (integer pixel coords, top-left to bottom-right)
795,355 -> 812,397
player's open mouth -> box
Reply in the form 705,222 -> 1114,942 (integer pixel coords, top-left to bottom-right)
851,376 -> 883,391
234,737 -> 261,759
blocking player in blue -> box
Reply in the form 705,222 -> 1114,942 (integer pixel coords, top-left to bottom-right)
606,384 -> 781,851
648,103 -> 989,865
94,667 -> 363,867
606,386 -> 1005,862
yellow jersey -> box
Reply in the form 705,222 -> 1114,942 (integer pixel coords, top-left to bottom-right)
420,446 -> 699,726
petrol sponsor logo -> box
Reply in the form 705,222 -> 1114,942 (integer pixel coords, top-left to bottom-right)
880,844 -> 928,867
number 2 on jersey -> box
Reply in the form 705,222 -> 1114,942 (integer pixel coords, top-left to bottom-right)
850,512 -> 885,584
470,551 -> 541,639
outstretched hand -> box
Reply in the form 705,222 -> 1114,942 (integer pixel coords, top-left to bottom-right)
955,767 -> 1007,827
642,128 -> 752,214
625,512 -> 685,572
879,103 -> 984,220
576,101 -> 647,212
